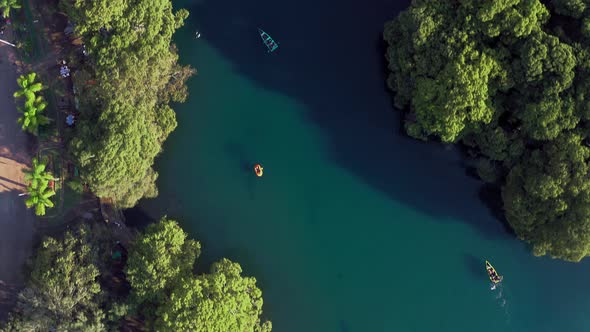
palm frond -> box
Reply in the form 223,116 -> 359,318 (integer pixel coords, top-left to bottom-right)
24,196 -> 35,208
44,195 -> 55,207
35,204 -> 45,216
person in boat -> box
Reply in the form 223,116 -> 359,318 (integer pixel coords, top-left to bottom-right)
488,268 -> 499,280
254,164 -> 263,176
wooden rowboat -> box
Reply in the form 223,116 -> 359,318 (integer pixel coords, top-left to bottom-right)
486,260 -> 503,284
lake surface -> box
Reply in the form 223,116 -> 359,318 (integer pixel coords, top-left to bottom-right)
133,0 -> 590,330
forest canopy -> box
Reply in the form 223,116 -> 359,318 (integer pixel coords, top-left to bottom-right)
384,0 -> 590,261
61,0 -> 194,208
1,219 -> 272,331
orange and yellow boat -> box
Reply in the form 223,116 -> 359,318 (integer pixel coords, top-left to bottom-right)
254,164 -> 264,177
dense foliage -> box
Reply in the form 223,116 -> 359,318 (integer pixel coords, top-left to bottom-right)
13,73 -> 49,135
1,219 -> 272,331
61,0 -> 194,208
384,0 -> 590,261
0,0 -> 21,18
127,219 -> 272,331
153,259 -> 272,332
126,219 -> 201,305
2,227 -> 104,331
23,157 -> 56,216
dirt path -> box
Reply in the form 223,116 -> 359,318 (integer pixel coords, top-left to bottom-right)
0,40 -> 37,321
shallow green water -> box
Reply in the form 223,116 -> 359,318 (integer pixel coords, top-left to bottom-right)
134,0 -> 590,331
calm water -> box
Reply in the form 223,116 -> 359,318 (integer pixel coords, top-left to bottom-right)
134,0 -> 590,331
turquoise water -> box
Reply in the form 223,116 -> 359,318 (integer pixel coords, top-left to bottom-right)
135,0 -> 590,331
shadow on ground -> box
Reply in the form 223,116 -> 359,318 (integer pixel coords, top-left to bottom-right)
0,190 -> 36,321
183,0 -> 512,240
123,207 -> 158,231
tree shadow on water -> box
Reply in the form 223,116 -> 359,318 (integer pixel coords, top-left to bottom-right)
477,183 -> 515,237
338,320 -> 350,332
224,142 -> 257,200
185,0 -> 512,239
224,142 -> 253,173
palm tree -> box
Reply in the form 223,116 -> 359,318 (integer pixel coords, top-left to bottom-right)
23,157 -> 56,216
0,0 -> 21,18
23,157 -> 54,189
25,180 -> 55,216
13,72 -> 43,103
18,96 -> 49,134
25,94 -> 47,109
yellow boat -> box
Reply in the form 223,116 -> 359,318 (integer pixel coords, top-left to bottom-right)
486,260 -> 503,283
254,164 -> 263,177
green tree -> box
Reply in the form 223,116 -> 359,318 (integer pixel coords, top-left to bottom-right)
503,133 -> 590,261
473,127 -> 510,161
2,228 -> 105,331
513,30 -> 578,140
476,158 -> 500,183
13,72 -> 43,102
59,0 -> 126,35
23,157 -> 56,216
125,218 -> 272,330
24,178 -> 55,216
154,259 -> 272,332
125,218 -> 201,305
384,0 -> 590,260
23,157 -> 53,189
383,0 -> 531,142
62,0 -> 194,208
409,51 -> 504,142
2,217 -> 273,331
17,96 -> 50,134
552,0 -> 587,19
384,0 -> 550,142
0,0 -> 21,18
13,74 -> 48,135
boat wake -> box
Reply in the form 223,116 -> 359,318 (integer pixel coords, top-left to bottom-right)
491,282 -> 511,325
